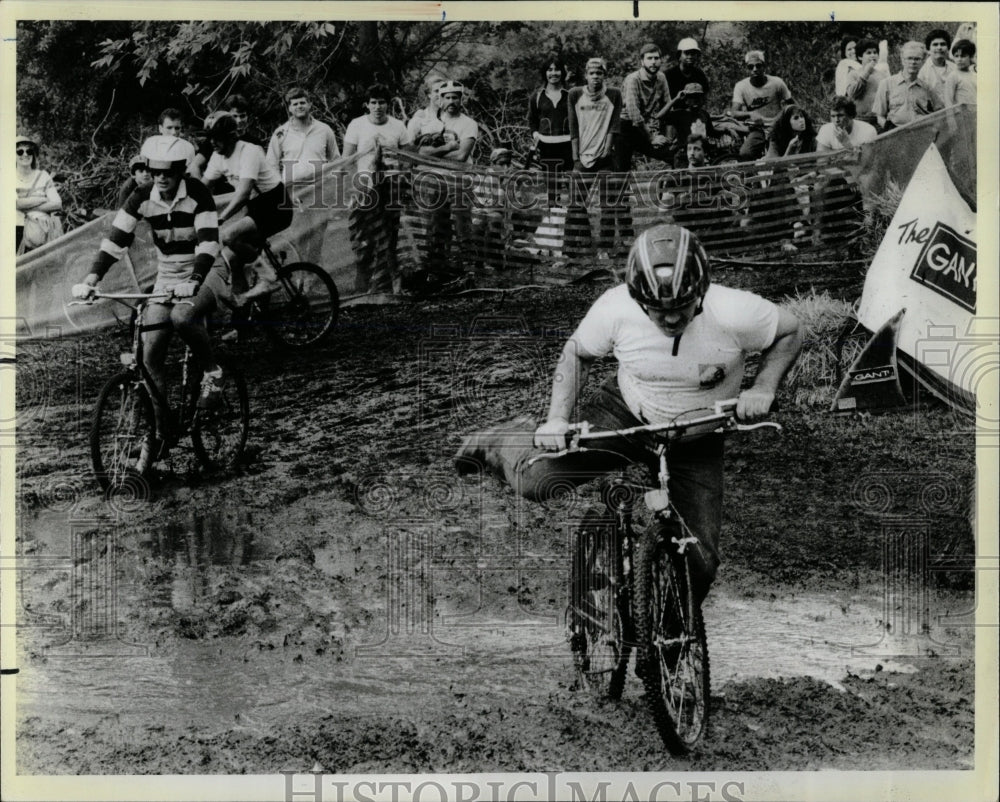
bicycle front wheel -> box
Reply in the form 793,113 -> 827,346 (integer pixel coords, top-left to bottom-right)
634,530 -> 710,754
569,510 -> 630,700
90,371 -> 156,498
191,364 -> 249,472
262,262 -> 339,349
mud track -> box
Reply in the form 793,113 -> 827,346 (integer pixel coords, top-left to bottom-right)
14,270 -> 976,774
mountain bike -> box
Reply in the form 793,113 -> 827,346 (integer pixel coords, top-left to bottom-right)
224,238 -> 340,349
71,291 -> 249,497
533,399 -> 780,754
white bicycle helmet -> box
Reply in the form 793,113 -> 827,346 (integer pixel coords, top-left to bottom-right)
140,135 -> 188,172
438,80 -> 465,97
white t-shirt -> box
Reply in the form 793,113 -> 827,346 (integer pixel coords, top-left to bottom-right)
815,119 -> 878,151
410,112 -> 479,162
343,115 -> 411,174
203,141 -> 281,194
571,284 -> 780,422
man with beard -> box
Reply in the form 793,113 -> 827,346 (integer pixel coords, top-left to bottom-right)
617,43 -> 673,169
729,50 -> 793,161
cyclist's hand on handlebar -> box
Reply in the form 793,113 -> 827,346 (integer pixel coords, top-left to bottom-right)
736,388 -> 775,422
72,273 -> 99,300
534,418 -> 571,451
172,280 -> 201,299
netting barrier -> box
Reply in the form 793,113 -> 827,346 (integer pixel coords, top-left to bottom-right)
15,106 -> 974,339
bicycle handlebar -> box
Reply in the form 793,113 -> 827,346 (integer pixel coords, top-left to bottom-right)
68,289 -> 193,307
567,399 -> 781,448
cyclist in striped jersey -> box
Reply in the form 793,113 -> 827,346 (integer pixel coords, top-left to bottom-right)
72,136 -> 228,411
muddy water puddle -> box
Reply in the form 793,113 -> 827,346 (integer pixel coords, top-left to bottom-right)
16,507 -> 975,731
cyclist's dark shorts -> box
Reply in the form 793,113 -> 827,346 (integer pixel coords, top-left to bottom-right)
246,183 -> 294,239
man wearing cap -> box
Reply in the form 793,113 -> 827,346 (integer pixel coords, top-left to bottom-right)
617,43 -> 673,170
151,108 -> 200,178
72,136 -> 227,417
116,155 -> 152,209
730,50 -> 793,161
568,57 -> 626,257
872,41 -> 939,132
408,80 -> 480,287
665,38 -> 711,102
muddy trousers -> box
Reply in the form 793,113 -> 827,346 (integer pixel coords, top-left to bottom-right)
494,378 -> 723,603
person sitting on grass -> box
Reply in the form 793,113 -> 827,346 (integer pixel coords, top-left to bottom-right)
816,96 -> 877,152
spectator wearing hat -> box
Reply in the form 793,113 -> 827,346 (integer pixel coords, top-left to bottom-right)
660,82 -> 719,167
730,50 -> 793,160
844,39 -> 891,126
917,29 -> 956,108
873,41 -> 939,132
816,96 -> 877,152
567,56 -> 626,257
617,43 -> 673,170
411,80 -> 479,162
266,87 -> 340,187
665,37 -> 711,101
943,40 -> 976,107
15,134 -> 63,254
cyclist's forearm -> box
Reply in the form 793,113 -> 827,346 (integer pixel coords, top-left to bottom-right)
751,316 -> 803,395
546,342 -> 593,422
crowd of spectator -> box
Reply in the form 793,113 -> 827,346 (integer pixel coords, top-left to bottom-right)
16,24 -> 978,294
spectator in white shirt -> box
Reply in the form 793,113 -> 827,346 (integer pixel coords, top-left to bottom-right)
816,96 -> 878,152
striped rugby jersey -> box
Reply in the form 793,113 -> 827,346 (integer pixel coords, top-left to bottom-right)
91,178 -> 220,282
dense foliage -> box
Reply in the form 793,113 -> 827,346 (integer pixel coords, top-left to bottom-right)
16,18 -> 961,218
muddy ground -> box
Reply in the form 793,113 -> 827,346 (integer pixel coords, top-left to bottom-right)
12,262 -> 977,776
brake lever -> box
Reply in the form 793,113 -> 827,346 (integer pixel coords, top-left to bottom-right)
734,421 -> 782,432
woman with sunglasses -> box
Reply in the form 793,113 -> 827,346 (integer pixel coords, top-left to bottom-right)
15,134 -> 62,254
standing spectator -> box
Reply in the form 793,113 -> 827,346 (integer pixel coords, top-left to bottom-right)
408,80 -> 479,286
15,134 -> 62,254
116,154 -> 152,209
568,57 -> 625,258
528,56 -> 572,205
816,96 -> 878,152
730,50 -> 793,161
917,29 -> 956,107
617,43 -> 672,170
665,38 -> 711,101
222,94 -> 263,147
834,37 -> 860,96
873,42 -> 939,132
148,108 -> 200,178
844,39 -> 891,126
342,83 -> 412,294
266,87 -> 341,187
406,78 -> 444,143
943,40 -> 977,107
765,105 -> 818,159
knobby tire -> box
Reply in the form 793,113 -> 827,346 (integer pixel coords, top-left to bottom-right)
634,528 -> 710,754
569,509 -> 630,700
90,371 -> 156,500
262,262 -> 339,349
191,362 -> 249,472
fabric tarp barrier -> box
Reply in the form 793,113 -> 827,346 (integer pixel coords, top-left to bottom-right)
854,142 -> 979,417
16,153 -> 363,340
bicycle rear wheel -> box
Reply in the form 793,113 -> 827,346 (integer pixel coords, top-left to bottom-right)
634,528 -> 710,754
262,262 -> 339,349
191,364 -> 249,472
90,371 -> 156,498
569,510 -> 630,700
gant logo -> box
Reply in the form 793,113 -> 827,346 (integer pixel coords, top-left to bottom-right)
850,366 -> 895,384
910,222 -> 976,313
